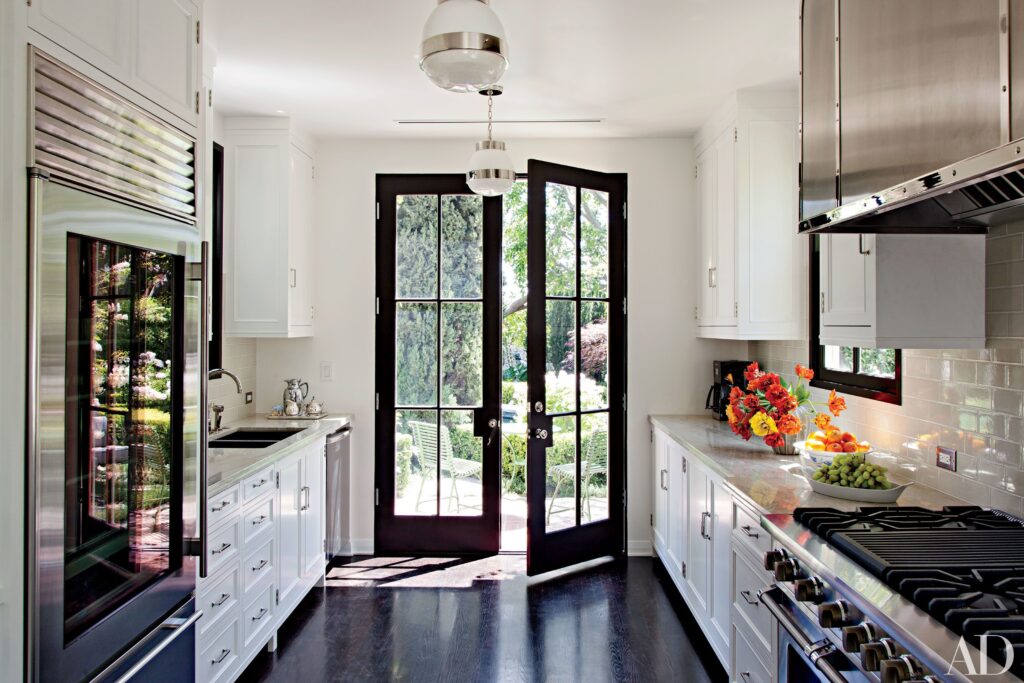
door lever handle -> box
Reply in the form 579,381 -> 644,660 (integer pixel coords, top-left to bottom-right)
485,418 -> 499,447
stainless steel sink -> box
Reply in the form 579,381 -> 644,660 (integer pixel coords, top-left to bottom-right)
209,428 -> 304,449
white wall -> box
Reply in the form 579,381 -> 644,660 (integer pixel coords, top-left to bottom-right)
251,137 -> 747,555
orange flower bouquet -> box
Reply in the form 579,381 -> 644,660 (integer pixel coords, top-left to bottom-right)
727,362 -> 848,455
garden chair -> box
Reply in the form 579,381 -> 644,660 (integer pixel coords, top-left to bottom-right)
409,421 -> 483,513
546,427 -> 608,524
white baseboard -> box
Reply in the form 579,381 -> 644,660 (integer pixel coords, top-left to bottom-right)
349,538 -> 374,556
627,538 -> 653,556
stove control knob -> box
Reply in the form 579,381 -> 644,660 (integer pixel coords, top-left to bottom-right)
794,577 -> 825,603
861,638 -> 901,671
774,559 -> 804,582
842,622 -> 882,653
817,600 -> 854,628
879,655 -> 922,683
763,549 -> 789,571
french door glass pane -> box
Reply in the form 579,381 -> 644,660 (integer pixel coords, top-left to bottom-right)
441,195 -> 483,299
579,302 -> 609,411
580,189 -> 609,298
545,300 -> 576,412
440,410 -> 483,517
441,302 -> 482,407
824,345 -> 854,373
545,415 -> 577,532
545,182 -> 576,297
581,412 -> 609,525
395,410 -> 437,516
395,303 -> 437,406
396,195 -> 438,298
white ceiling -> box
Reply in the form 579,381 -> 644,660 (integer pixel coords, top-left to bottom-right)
206,0 -> 799,140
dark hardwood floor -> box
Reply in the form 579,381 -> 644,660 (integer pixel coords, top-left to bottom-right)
237,555 -> 727,683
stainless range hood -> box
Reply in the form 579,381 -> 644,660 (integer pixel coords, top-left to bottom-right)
798,0 -> 1023,235
799,140 -> 1024,234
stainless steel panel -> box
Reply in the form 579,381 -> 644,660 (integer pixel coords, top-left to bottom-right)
800,0 -> 839,220
1012,0 -> 1024,139
839,0 -> 1003,206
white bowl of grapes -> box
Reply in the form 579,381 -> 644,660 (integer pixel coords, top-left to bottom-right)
802,452 -> 911,503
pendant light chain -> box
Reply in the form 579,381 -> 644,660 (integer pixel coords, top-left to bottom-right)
487,93 -> 494,141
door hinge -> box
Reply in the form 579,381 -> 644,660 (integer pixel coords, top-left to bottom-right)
734,301 -> 739,317
375,488 -> 380,506
375,297 -> 380,315
681,561 -> 687,578
275,589 -> 280,605
196,20 -> 201,45
375,393 -> 380,410
820,291 -> 825,313
694,306 -> 698,321
734,127 -> 738,143
376,202 -> 380,221
682,459 -> 687,474
311,305 -> 315,320
650,429 -> 653,443
276,471 -> 280,489
623,297 -> 627,315
195,91 -> 200,114
623,202 -> 627,220
208,89 -> 213,108
694,165 -> 698,179
650,514 -> 653,527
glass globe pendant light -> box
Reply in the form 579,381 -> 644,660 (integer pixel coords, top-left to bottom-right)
467,86 -> 515,197
419,0 -> 509,93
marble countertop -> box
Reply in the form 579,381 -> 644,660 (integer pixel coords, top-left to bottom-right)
208,414 -> 352,496
648,415 -> 964,516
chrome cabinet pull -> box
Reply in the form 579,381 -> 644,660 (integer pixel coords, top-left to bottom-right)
211,542 -> 231,555
211,499 -> 231,512
251,608 -> 268,622
211,649 -> 231,665
252,478 -> 268,489
740,590 -> 759,606
739,673 -> 751,682
290,268 -> 297,287
211,593 -> 230,607
252,558 -> 269,572
301,485 -> 311,511
740,525 -> 759,539
858,234 -> 872,255
252,515 -> 268,526
700,511 -> 711,540
659,469 -> 668,491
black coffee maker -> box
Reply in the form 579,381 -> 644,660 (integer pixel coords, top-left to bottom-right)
706,360 -> 752,421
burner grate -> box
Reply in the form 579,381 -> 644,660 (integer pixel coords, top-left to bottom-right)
830,529 -> 1024,575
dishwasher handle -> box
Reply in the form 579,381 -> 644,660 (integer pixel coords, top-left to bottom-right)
326,426 -> 351,445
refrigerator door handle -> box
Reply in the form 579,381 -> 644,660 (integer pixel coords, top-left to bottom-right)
185,241 -> 210,576
96,609 -> 203,683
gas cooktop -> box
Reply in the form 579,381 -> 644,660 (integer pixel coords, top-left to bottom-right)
794,506 -> 1024,678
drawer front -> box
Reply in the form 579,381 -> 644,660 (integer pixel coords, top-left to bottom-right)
733,549 -> 773,654
243,582 -> 276,648
208,484 -> 240,529
207,517 -> 241,576
198,564 -> 240,636
242,465 -> 275,503
199,618 -> 240,683
243,494 -> 276,545
242,538 -> 275,599
733,502 -> 770,556
732,621 -> 772,683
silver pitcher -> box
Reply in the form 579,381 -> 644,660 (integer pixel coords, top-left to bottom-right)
283,378 -> 309,407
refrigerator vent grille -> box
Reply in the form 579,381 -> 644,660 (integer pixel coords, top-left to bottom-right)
31,50 -> 196,219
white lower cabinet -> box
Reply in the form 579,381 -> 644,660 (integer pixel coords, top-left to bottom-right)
195,436 -> 328,682
650,426 -> 737,673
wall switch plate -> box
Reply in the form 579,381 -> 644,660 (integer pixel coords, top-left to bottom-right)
320,361 -> 334,382
936,446 -> 957,472
245,391 -> 253,405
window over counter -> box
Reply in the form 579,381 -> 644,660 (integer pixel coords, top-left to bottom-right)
808,236 -> 901,404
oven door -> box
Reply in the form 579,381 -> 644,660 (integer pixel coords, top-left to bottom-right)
28,175 -> 202,683
760,586 -> 868,683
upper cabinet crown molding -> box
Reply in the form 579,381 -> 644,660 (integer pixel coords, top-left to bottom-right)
695,88 -> 805,341
27,0 -> 202,131
223,117 -> 316,339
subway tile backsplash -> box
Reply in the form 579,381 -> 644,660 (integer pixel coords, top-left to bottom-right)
750,221 -> 1024,516
209,337 -> 258,427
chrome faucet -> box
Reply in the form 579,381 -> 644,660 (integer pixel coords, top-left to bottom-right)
208,368 -> 243,433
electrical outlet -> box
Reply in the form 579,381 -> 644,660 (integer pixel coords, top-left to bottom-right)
245,391 -> 253,405
320,361 -> 334,382
936,446 -> 957,472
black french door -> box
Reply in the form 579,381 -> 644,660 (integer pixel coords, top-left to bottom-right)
375,175 -> 503,553
526,161 -> 626,576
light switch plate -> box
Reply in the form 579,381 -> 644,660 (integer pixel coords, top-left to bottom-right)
936,446 -> 957,472
245,391 -> 253,405
320,361 -> 334,382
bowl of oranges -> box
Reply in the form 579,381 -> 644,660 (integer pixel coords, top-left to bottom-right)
795,427 -> 872,465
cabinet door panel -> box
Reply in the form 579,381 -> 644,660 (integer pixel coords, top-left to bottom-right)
820,234 -> 873,328
712,131 -> 737,326
132,0 -> 198,125
277,454 -> 303,608
29,0 -> 131,81
708,480 -> 734,655
288,145 -> 315,330
652,431 -> 669,552
685,466 -> 710,613
301,444 -> 325,579
697,149 -> 717,326
666,443 -> 687,579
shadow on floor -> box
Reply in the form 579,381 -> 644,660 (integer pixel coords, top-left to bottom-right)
237,555 -> 728,683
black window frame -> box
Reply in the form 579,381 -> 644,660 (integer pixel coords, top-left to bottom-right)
808,235 -> 902,405
209,142 -> 224,370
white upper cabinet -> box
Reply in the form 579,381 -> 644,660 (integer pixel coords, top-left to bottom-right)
28,0 -> 201,129
695,89 -> 803,340
819,234 -> 986,349
223,118 -> 316,338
